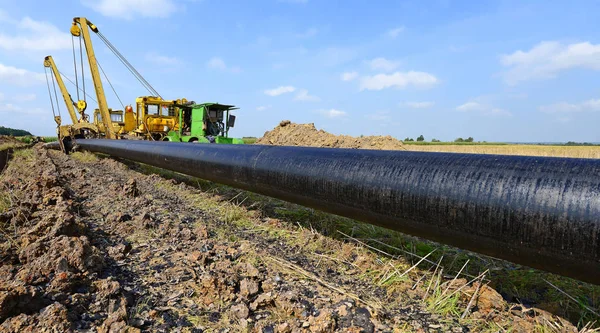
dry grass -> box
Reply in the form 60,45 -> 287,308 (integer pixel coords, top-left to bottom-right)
71,151 -> 99,163
405,144 -> 600,159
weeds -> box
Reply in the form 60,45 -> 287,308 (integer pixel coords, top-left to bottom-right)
71,151 -> 99,163
126,160 -> 600,329
0,191 -> 11,214
12,148 -> 34,162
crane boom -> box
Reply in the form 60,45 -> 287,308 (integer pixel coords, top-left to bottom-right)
43,56 -> 80,124
71,17 -> 115,139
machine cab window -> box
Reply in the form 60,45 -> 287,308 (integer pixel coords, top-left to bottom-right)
147,104 -> 159,115
110,113 -> 123,123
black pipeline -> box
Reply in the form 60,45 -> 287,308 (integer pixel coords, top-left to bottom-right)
70,139 -> 600,284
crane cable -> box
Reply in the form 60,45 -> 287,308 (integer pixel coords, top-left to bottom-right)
97,32 -> 159,96
71,36 -> 80,102
79,34 -> 86,102
97,58 -> 125,110
58,70 -> 97,104
96,32 -> 162,98
44,68 -> 61,119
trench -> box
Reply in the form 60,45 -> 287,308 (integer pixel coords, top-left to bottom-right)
0,148 -> 13,173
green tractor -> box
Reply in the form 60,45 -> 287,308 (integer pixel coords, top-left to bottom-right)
164,102 -> 244,144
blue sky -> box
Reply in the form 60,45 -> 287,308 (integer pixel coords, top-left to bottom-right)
0,0 -> 599,142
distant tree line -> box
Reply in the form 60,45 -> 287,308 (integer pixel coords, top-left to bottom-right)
0,126 -> 32,136
564,141 -> 598,146
454,137 -> 474,143
403,135 -> 475,143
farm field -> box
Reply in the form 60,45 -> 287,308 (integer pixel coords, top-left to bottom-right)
405,144 -> 600,159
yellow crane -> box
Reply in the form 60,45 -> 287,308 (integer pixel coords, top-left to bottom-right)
43,55 -> 101,152
51,16 -> 241,150
70,17 -> 116,139
70,17 -> 183,141
43,55 -> 87,125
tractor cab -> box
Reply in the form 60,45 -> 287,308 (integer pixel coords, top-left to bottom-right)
133,96 -> 180,140
165,102 -> 243,144
93,108 -> 125,135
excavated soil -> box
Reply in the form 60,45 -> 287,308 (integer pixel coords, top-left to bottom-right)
0,145 -> 585,332
256,121 -> 405,150
0,136 -> 23,145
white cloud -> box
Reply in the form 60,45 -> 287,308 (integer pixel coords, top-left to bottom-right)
13,93 -> 36,102
341,71 -> 358,81
366,111 -> 390,121
146,53 -> 181,66
256,105 -> 271,111
82,0 -> 178,19
386,27 -> 405,38
404,101 -> 435,109
501,41 -> 600,84
296,28 -> 318,38
0,92 -> 37,103
317,109 -> 346,118
488,108 -> 512,117
315,47 -> 357,67
360,71 -> 439,91
264,86 -> 296,96
456,101 -> 512,117
0,63 -> 45,86
0,103 -> 44,115
294,89 -> 320,102
366,57 -> 400,71
206,57 -> 241,73
0,16 -> 70,52
0,103 -> 19,112
539,99 -> 600,113
456,101 -> 484,112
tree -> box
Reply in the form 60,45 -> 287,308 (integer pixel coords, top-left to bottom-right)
431,138 -> 441,142
466,137 -> 474,142
416,135 -> 425,142
454,137 -> 464,143
0,126 -> 32,137
404,137 -> 414,142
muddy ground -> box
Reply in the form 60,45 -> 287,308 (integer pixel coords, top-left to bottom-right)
0,145 -> 593,332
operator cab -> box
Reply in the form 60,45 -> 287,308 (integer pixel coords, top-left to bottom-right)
178,103 -> 237,141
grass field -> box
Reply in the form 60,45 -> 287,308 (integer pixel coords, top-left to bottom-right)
15,136 -> 58,144
405,144 -> 600,159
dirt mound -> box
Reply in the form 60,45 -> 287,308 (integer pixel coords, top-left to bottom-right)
0,136 -> 22,145
256,121 -> 405,150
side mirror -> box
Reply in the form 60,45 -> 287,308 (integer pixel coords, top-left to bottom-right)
228,114 -> 236,128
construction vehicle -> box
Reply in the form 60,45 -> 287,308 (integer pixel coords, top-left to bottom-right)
70,17 -> 183,141
165,102 -> 243,144
51,16 -> 243,150
43,55 -> 101,151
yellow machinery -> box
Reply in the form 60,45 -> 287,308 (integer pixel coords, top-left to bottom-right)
50,17 -> 224,148
43,55 -> 101,151
131,96 -> 183,140
70,17 -> 184,141
70,17 -> 116,140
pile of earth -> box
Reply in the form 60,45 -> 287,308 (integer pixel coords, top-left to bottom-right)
0,136 -> 23,145
256,121 -> 405,150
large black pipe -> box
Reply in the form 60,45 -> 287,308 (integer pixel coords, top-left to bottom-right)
56,139 -> 600,284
